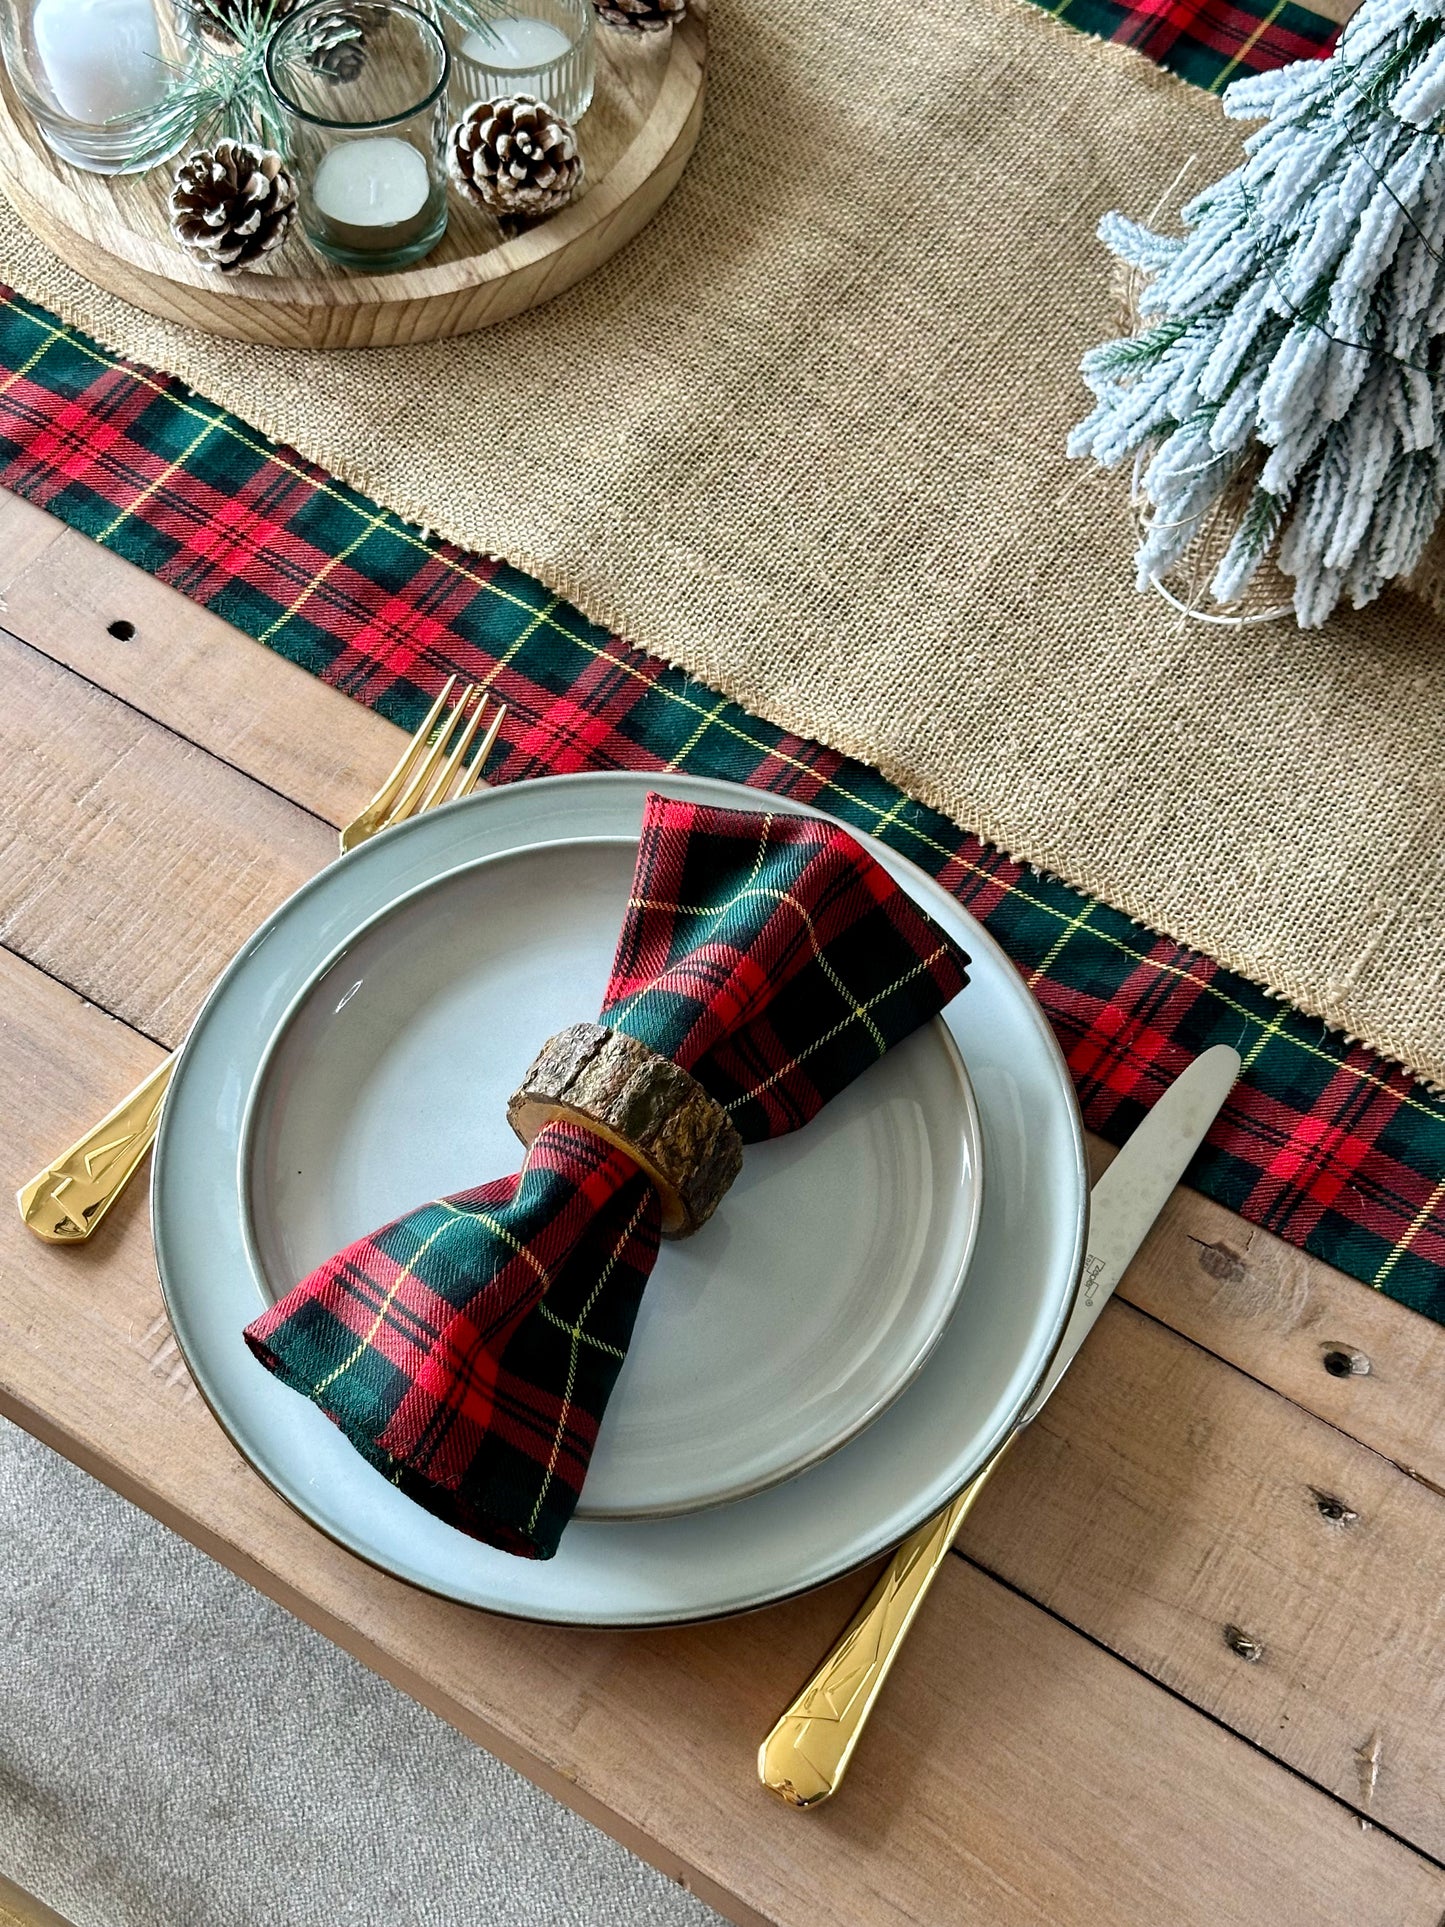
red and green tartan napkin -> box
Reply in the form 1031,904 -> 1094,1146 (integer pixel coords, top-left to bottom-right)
244,793 -> 970,1558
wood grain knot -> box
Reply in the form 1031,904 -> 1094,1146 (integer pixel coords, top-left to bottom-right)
106,618 -> 135,640
1223,1624 -> 1265,1663
1190,1237 -> 1248,1285
1309,1487 -> 1359,1527
1320,1344 -> 1371,1378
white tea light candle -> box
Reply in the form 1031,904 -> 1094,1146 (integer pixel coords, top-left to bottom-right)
312,135 -> 432,251
459,14 -> 570,92
31,0 -> 169,122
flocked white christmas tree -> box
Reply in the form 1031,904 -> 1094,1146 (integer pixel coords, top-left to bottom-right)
1070,0 -> 1445,626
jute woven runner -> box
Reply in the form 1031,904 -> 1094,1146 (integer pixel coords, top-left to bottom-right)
1,0 -> 1442,1084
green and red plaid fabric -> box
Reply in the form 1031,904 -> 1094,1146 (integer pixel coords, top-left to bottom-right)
245,796 -> 970,1556
1,285 -> 1440,1326
1026,0 -> 1338,90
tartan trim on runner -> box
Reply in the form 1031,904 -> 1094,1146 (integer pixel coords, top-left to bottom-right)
0,288 -> 1439,1327
246,798 -> 969,1555
1025,0 -> 1338,91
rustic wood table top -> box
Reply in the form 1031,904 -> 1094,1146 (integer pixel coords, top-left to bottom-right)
2,484 -> 1443,1927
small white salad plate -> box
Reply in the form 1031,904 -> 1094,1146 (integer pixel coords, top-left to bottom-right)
152,772 -> 1087,1627
239,837 -> 985,1520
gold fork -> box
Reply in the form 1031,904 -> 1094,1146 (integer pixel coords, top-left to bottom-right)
17,680 -> 505,1245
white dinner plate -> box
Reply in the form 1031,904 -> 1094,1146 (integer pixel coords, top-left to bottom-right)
239,837 -> 985,1519
152,772 -> 1087,1626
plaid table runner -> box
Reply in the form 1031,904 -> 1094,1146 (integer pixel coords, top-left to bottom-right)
0,0 -> 1440,1327
245,796 -> 970,1556
1026,0 -> 1338,88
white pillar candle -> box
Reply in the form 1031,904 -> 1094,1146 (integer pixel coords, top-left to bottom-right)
312,136 -> 433,252
32,0 -> 170,123
459,14 -> 571,95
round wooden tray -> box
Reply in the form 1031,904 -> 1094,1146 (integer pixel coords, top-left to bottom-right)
0,9 -> 705,347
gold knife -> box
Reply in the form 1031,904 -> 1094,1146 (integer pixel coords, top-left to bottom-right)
758,1043 -> 1242,1808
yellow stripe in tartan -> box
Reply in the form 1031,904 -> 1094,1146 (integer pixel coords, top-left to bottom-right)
1371,1173 -> 1445,1292
526,1192 -> 650,1536
10,302 -> 1440,1129
1026,900 -> 1092,990
256,503 -> 392,645
441,1195 -> 554,1289
1209,0 -> 1288,92
664,695 -> 731,772
627,879 -> 890,1059
310,1207 -> 455,1397
608,818 -> 774,1026
96,417 -> 219,548
0,317 -> 65,395
537,1300 -> 626,1358
1240,1004 -> 1288,1074
309,1198 -> 552,1398
723,943 -> 956,1111
620,813 -> 891,1058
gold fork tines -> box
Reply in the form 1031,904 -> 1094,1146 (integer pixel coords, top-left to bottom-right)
339,681 -> 505,852
19,687 -> 508,1244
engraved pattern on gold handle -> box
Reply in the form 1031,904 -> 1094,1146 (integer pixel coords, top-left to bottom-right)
758,1435 -> 1014,1808
17,1056 -> 172,1243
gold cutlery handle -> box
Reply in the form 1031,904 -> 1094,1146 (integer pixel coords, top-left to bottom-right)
17,1055 -> 172,1242
758,1434 -> 1015,1808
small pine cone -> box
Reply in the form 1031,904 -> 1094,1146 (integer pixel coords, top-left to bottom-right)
299,5 -> 367,78
191,0 -> 298,45
450,95 -> 583,220
592,0 -> 685,31
169,142 -> 297,273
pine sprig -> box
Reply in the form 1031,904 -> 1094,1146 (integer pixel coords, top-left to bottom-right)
120,0 -> 289,170
1081,317 -> 1193,379
1071,0 -> 1445,627
433,0 -> 516,44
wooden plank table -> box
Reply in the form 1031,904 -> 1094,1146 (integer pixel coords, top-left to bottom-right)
3,483 -> 1444,1925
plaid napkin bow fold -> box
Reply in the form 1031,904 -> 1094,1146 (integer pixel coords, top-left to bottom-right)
245,793 -> 971,1558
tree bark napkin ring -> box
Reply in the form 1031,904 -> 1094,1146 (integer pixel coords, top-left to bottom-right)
245,793 -> 971,1559
508,1022 -> 742,1236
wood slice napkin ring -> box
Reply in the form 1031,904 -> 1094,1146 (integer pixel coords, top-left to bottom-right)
507,1022 -> 743,1238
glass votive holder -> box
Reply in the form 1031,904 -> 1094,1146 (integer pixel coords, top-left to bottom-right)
267,0 -> 450,273
447,0 -> 593,125
0,0 -> 193,174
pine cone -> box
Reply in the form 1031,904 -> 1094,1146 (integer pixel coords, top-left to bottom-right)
592,0 -> 685,31
450,96 -> 583,220
190,0 -> 298,46
169,143 -> 297,273
298,4 -> 367,79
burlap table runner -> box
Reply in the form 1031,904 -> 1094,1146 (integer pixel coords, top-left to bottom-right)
2,0 -> 1442,1085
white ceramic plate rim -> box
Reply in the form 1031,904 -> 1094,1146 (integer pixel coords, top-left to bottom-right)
234,835 -> 987,1519
152,771 -> 1088,1627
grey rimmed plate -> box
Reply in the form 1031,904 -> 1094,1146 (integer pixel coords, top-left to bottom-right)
151,772 -> 1087,1627
238,837 -> 986,1521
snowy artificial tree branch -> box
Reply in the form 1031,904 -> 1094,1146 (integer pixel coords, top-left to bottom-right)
1069,0 -> 1445,627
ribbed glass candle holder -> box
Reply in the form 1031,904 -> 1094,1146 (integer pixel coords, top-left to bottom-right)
447,0 -> 593,125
